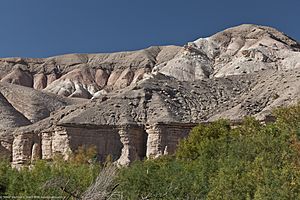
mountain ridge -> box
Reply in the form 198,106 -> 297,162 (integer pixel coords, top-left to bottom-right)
0,24 -> 300,166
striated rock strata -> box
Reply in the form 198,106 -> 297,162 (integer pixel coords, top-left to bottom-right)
0,24 -> 300,166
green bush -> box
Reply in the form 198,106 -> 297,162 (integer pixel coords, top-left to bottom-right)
118,104 -> 300,199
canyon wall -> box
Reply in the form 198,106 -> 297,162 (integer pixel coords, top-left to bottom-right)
9,123 -> 196,167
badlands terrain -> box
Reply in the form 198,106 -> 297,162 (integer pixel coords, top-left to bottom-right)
0,24 -> 300,166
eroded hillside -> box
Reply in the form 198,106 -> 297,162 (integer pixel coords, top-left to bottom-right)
0,24 -> 300,166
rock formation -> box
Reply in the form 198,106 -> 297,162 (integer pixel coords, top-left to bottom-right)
0,24 -> 299,167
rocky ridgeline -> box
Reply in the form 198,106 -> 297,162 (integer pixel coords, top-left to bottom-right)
0,24 -> 300,166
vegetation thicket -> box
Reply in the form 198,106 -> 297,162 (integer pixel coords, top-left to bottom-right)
118,103 -> 300,199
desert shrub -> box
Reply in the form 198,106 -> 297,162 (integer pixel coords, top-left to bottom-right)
118,157 -> 202,199
176,119 -> 231,161
0,159 -> 12,195
69,145 -> 98,164
1,146 -> 101,199
274,103 -> 300,128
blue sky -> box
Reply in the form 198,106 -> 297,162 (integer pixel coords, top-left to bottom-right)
0,0 -> 299,58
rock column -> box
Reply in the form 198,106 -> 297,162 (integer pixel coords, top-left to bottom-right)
146,124 -> 164,158
117,125 -> 139,165
12,132 -> 34,167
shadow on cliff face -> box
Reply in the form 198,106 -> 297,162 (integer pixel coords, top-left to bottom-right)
0,144 -> 11,160
68,129 -> 123,163
140,130 -> 148,159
